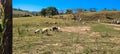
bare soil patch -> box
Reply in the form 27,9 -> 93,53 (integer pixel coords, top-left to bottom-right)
89,32 -> 100,36
61,26 -> 91,34
114,27 -> 120,30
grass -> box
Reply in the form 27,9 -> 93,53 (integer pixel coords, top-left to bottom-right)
0,15 -> 120,54
92,24 -> 118,32
91,23 -> 120,37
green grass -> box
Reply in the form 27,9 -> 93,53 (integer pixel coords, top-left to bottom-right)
92,24 -> 118,32
1,15 -> 120,54
91,23 -> 120,37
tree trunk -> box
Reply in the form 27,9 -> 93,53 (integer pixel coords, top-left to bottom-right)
0,0 -> 12,54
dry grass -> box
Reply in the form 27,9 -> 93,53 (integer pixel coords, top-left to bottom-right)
0,15 -> 119,54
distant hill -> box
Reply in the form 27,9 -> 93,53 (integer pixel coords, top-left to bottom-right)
74,11 -> 120,22
13,8 -> 40,17
50,11 -> 120,23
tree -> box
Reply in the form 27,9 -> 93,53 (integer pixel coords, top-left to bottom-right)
101,8 -> 110,11
76,8 -> 87,13
40,8 -> 46,16
65,9 -> 73,14
102,8 -> 107,11
89,8 -> 96,12
46,7 -> 59,16
112,8 -> 117,11
40,7 -> 59,16
0,0 -> 12,54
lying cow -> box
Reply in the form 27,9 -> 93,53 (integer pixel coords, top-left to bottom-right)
51,26 -> 62,32
41,28 -> 49,34
34,29 -> 40,33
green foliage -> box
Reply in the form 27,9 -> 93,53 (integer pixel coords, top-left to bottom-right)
92,24 -> 118,33
101,8 -> 117,11
46,7 -> 59,16
40,6 -> 59,16
0,4 -> 6,52
0,4 -> 6,32
40,8 -> 46,16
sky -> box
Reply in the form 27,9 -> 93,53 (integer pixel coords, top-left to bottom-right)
13,0 -> 120,12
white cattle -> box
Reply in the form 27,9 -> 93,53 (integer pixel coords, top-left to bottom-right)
34,29 -> 40,33
41,28 -> 49,34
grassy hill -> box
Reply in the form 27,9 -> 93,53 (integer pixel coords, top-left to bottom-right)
75,11 -> 120,21
49,11 -> 120,23
13,8 -> 39,17
13,10 -> 33,17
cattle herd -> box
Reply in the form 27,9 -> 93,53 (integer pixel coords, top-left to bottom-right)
34,26 -> 62,34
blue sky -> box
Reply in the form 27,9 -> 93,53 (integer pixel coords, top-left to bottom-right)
13,0 -> 120,12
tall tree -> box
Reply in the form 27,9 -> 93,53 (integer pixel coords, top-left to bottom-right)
112,8 -> 117,11
76,8 -> 87,13
40,7 -> 59,16
0,0 -> 12,54
101,8 -> 108,11
40,8 -> 46,16
89,8 -> 96,12
65,9 -> 73,14
46,6 -> 59,16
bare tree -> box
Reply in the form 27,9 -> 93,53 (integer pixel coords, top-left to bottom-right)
59,9 -> 65,14
89,8 -> 96,12
76,8 -> 87,13
0,0 -> 12,54
112,8 -> 117,11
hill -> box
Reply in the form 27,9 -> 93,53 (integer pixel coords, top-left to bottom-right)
51,11 -> 120,22
13,8 -> 40,17
75,11 -> 120,21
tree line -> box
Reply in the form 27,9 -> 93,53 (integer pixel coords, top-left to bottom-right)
12,6 -> 118,17
40,6 -> 118,17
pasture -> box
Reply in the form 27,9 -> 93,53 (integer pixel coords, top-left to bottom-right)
11,16 -> 120,54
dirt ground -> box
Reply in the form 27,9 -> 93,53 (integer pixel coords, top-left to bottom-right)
114,27 -> 120,30
61,26 -> 91,34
